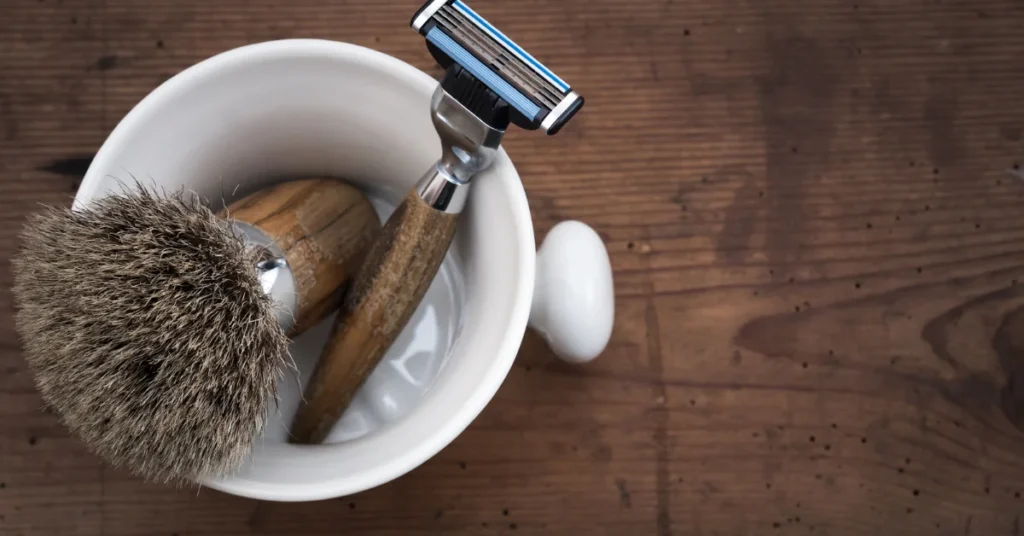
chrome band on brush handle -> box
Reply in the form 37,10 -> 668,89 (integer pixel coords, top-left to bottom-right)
230,221 -> 298,333
417,85 -> 505,215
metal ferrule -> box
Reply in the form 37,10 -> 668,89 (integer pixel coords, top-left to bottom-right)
416,85 -> 505,214
230,220 -> 298,333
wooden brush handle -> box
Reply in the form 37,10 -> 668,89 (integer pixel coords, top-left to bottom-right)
289,190 -> 459,444
221,178 -> 381,336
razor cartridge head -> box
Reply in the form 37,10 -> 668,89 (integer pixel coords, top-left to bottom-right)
411,0 -> 583,135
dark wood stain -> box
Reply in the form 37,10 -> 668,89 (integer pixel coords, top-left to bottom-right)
757,28 -> 837,275
714,166 -> 761,265
1,95 -> 15,141
94,55 -> 119,71
615,478 -> 633,509
921,286 -> 1023,374
646,299 -> 672,536
246,502 -> 269,530
1001,125 -> 1022,142
992,306 -> 1024,433
924,79 -> 961,169
37,155 -> 94,177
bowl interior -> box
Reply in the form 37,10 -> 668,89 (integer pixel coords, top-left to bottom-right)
77,39 -> 534,500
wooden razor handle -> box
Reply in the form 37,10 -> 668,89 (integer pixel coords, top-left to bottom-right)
288,190 -> 459,444
221,178 -> 381,336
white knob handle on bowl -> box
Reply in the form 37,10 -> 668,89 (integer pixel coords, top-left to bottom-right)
528,221 -> 614,364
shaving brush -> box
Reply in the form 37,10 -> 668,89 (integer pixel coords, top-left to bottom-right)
11,178 -> 380,484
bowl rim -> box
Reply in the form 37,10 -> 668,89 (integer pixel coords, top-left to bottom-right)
77,38 -> 536,501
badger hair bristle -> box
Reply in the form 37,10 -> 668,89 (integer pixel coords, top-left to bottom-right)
11,185 -> 289,485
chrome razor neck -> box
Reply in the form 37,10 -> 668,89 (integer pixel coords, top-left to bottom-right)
432,85 -> 504,178
416,85 -> 505,214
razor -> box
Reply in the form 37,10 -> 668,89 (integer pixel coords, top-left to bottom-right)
289,0 -> 584,443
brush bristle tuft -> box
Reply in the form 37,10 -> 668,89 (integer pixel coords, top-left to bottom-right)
11,185 -> 289,485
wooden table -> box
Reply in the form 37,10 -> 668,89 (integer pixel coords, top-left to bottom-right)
3,0 -> 1024,534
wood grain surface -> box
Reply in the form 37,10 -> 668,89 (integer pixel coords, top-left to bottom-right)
2,0 -> 1024,534
290,190 -> 458,444
223,178 -> 381,336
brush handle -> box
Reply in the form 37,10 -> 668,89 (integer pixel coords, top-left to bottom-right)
289,190 -> 458,444
222,179 -> 381,336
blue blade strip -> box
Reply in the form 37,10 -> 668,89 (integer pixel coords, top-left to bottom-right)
426,27 -> 541,121
452,0 -> 570,92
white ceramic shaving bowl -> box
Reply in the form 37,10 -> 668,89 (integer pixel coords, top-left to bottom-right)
75,39 -> 613,501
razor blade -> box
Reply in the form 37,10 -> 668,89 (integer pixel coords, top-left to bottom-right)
411,0 -> 584,135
